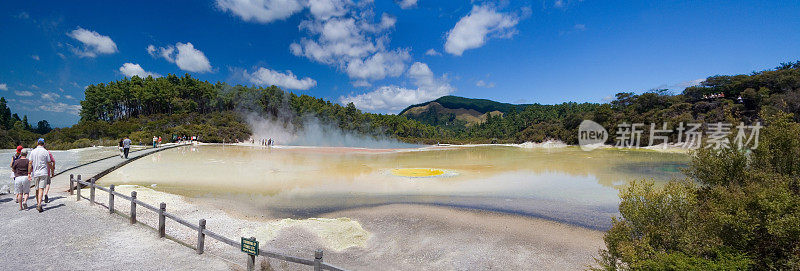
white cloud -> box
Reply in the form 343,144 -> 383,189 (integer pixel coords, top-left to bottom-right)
345,49 -> 410,80
221,1 -> 413,82
444,5 -> 519,56
216,0 -> 305,23
15,90 -> 34,97
174,43 -> 212,72
16,12 -> 30,20
292,17 -> 379,64
656,78 -> 705,90
119,63 -> 161,78
340,62 -> 454,112
67,27 -> 118,58
38,102 -> 81,115
0,83 -> 7,91
292,12 -> 408,81
149,42 -> 212,73
31,55 -> 40,61
678,78 -> 705,88
397,0 -> 418,9
245,67 -> 317,90
146,45 -> 157,56
476,80 -> 495,88
554,0 -> 564,8
352,80 -> 371,87
574,24 -> 586,31
41,92 -> 60,101
424,48 -> 441,56
308,0 -> 348,20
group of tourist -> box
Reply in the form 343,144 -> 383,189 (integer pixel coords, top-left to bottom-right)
175,135 -> 197,143
11,138 -> 54,213
151,136 -> 162,148
118,137 -> 131,159
251,138 -> 274,146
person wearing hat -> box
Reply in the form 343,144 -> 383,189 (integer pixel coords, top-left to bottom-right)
12,148 -> 30,210
11,145 -> 23,163
28,138 -> 52,213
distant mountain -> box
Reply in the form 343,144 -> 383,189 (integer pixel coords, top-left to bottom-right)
399,96 -> 528,127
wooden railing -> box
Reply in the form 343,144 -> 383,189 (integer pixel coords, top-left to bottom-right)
69,174 -> 347,271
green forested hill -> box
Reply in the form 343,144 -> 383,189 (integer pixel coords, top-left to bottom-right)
399,95 -> 527,115
399,96 -> 529,128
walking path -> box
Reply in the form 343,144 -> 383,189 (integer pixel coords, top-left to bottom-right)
50,143 -> 186,192
0,193 -> 234,270
0,143 -> 239,270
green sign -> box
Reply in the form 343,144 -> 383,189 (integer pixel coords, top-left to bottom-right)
241,237 -> 259,256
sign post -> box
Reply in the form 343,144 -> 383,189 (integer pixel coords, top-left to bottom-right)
242,237 -> 259,271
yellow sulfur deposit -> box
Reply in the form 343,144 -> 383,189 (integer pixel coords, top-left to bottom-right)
242,218 -> 371,252
390,168 -> 445,177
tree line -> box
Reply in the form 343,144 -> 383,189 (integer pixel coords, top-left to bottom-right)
455,61 -> 800,145
1,74 -> 448,149
2,61 -> 800,149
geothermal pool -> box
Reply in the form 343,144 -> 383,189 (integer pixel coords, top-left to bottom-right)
102,144 -> 688,229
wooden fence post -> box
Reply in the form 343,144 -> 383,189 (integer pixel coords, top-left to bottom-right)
109,184 -> 115,214
314,249 -> 323,271
69,174 -> 74,195
76,175 -> 81,201
130,191 -> 137,224
197,219 -> 206,254
158,203 -> 166,238
89,178 -> 96,205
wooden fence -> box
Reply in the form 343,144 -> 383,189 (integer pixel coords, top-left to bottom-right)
70,174 -> 347,271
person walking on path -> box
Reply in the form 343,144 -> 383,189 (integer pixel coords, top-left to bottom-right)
28,139 -> 52,213
118,138 -> 124,158
12,148 -> 30,210
10,145 -> 22,165
44,149 -> 55,203
5,145 -> 23,196
123,137 -> 132,159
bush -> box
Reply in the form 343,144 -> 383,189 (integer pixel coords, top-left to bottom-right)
595,110 -> 800,270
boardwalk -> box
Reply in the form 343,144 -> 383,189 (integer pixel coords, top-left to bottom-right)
51,143 -> 186,192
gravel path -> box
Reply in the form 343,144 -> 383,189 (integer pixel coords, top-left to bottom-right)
0,191 -> 237,270
0,143 -> 240,271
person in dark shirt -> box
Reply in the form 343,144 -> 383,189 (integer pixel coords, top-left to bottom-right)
8,145 -> 22,199
12,149 -> 30,211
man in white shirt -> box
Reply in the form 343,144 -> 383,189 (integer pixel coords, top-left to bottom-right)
123,137 -> 132,159
28,138 -> 52,213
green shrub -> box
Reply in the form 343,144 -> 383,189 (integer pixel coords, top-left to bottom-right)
595,110 -> 800,270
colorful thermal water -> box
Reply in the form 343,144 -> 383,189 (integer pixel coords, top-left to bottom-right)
102,144 -> 689,229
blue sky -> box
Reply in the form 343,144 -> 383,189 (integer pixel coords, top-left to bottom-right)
1,0 -> 798,127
